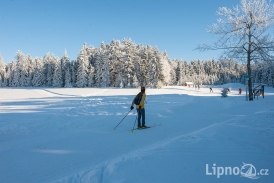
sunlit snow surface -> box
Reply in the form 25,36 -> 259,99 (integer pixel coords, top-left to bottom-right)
0,84 -> 273,183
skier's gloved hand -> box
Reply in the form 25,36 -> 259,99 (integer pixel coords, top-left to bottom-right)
130,106 -> 134,110
139,105 -> 141,109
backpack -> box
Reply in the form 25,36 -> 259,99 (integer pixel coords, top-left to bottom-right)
134,92 -> 142,105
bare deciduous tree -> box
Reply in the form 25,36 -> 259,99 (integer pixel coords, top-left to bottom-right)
197,0 -> 274,100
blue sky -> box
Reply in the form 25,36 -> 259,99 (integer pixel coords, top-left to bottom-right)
0,0 -> 241,63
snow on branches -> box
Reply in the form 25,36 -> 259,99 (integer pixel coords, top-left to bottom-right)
0,38 -> 273,88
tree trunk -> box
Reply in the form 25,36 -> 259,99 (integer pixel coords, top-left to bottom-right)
247,20 -> 253,101
247,62 -> 253,101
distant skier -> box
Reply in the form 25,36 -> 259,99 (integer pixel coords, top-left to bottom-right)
221,88 -> 228,97
210,87 -> 213,92
130,86 -> 147,129
239,88 -> 242,95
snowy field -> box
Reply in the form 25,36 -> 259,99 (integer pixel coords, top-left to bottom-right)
0,83 -> 273,183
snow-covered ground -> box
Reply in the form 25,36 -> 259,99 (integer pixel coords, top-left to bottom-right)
0,84 -> 273,183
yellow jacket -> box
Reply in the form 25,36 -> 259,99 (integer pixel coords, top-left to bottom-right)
136,93 -> 146,109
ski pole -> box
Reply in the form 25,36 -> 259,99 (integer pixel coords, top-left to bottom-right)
131,115 -> 138,133
113,109 -> 132,131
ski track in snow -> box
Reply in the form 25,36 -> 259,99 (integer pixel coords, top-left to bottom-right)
55,110 -> 274,183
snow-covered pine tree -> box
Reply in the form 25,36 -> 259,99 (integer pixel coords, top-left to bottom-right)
190,60 -> 198,85
108,40 -> 116,87
94,53 -> 102,87
61,49 -> 70,87
132,48 -> 142,87
117,41 -> 131,87
94,43 -> 103,87
145,45 -> 154,87
148,47 -> 164,88
169,60 -> 176,85
76,44 -> 89,87
173,59 -> 180,85
32,57 -> 45,87
131,44 -> 142,87
86,45 -> 97,87
122,39 -> 137,87
52,56 -> 62,87
197,60 -> 206,85
211,59 -> 222,84
4,64 -> 10,87
182,62 -> 189,85
100,44 -> 111,87
202,60 -> 213,85
115,61 -> 124,88
109,40 -> 122,87
220,59 -> 236,84
76,59 -> 87,87
23,54 -> 34,86
86,45 -> 98,67
160,51 -> 173,86
64,63 -> 72,88
132,73 -> 139,87
148,58 -> 158,88
180,62 -> 187,86
204,59 -> 215,84
13,51 -> 25,87
9,61 -> 17,87
87,66 -> 95,87
174,59 -> 186,86
0,53 -> 5,87
70,60 -> 77,87
11,50 -> 25,87
43,53 -> 55,86
187,62 -> 195,86
100,56 -> 111,87
94,42 -> 111,87
0,74 -> 2,87
136,45 -> 151,87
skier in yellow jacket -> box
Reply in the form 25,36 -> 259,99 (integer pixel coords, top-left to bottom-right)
130,86 -> 147,128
